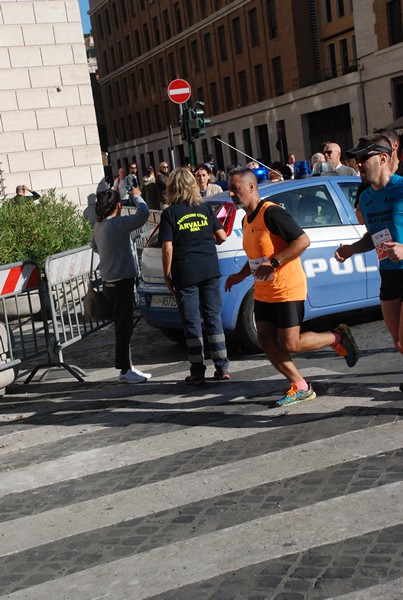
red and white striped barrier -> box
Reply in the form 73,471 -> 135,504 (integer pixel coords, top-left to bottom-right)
0,260 -> 48,387
0,263 -> 40,296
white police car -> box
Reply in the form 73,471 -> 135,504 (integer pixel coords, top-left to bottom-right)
138,175 -> 379,350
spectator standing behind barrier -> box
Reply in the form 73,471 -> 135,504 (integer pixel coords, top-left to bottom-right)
287,153 -> 296,178
214,170 -> 228,191
181,156 -> 194,173
310,152 -> 326,175
225,167 -> 359,407
11,185 -> 40,204
126,163 -> 139,190
159,167 -> 230,385
141,166 -> 159,210
204,153 -> 216,178
113,167 -> 129,205
322,142 -> 357,175
195,164 -> 222,197
92,188 -> 151,384
156,161 -> 170,209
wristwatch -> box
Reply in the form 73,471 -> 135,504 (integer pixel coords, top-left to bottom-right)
270,257 -> 280,269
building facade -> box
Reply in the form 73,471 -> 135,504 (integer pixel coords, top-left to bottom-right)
89,0 -> 403,177
0,0 -> 104,209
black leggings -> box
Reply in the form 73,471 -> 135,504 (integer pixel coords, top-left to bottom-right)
103,278 -> 134,371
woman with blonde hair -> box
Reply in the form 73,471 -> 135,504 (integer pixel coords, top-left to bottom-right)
158,167 -> 230,384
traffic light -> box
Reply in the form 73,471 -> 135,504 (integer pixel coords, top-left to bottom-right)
188,102 -> 211,139
180,102 -> 211,144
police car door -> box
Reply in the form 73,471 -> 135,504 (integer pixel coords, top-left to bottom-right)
268,181 -> 372,315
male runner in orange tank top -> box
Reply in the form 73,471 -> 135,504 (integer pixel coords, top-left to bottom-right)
225,167 -> 359,407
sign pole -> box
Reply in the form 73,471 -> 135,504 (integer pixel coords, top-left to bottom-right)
188,136 -> 196,168
168,125 -> 175,170
167,79 -> 192,167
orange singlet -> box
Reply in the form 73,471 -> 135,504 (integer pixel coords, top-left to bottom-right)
242,201 -> 307,303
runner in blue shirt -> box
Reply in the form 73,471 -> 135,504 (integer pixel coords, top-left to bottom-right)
335,133 -> 403,370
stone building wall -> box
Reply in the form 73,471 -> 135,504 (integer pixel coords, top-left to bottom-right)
0,0 -> 104,210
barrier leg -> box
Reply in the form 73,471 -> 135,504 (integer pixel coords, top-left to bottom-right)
24,362 -> 86,384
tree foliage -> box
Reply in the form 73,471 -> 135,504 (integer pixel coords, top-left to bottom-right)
0,190 -> 92,270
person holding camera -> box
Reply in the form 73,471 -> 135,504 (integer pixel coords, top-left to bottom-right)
92,188 -> 151,384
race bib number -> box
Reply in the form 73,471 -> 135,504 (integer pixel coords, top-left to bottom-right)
248,256 -> 274,280
371,228 -> 393,261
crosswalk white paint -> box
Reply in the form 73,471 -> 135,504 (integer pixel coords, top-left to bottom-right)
1,421 -> 402,556
1,357 -> 402,600
0,359 -> 302,451
2,483 -> 403,600
1,363 -> 394,457
1,382 -> 390,498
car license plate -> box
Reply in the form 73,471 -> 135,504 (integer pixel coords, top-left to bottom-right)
151,295 -> 177,308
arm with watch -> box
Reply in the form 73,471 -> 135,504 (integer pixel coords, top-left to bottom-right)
225,232 -> 310,290
254,232 -> 311,280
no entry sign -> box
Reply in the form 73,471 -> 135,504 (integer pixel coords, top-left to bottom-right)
167,79 -> 191,104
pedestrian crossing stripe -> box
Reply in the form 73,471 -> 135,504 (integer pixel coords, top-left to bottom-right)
1,483 -> 403,600
1,359 -> 402,599
1,380 -> 392,497
1,421 -> 402,557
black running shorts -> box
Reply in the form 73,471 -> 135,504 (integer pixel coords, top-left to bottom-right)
254,299 -> 305,328
379,269 -> 403,301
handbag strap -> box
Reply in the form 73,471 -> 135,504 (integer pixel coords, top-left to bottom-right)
90,246 -> 95,275
89,246 -> 98,285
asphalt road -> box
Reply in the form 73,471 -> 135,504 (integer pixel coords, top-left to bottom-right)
0,311 -> 402,600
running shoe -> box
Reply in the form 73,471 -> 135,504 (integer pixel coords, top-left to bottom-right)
332,323 -> 359,367
213,370 -> 231,381
276,382 -> 316,407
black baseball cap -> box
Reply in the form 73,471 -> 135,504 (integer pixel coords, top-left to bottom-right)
346,137 -> 392,159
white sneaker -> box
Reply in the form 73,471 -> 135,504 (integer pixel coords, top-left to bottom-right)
119,370 -> 147,384
131,366 -> 152,380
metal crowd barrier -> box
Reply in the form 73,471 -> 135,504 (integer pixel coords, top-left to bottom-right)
25,245 -> 110,383
123,207 -> 161,250
123,208 -> 161,313
0,260 -> 50,384
148,209 -> 162,224
0,212 -> 161,389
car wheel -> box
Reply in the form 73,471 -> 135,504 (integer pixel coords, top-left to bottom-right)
235,288 -> 261,353
160,327 -> 186,344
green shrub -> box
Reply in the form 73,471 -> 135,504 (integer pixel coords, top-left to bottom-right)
0,189 -> 92,270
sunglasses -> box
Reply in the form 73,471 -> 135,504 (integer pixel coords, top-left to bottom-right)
323,150 -> 335,155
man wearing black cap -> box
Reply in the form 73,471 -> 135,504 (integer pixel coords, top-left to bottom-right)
335,133 -> 403,361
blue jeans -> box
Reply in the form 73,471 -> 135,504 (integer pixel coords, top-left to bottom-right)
175,277 -> 229,378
